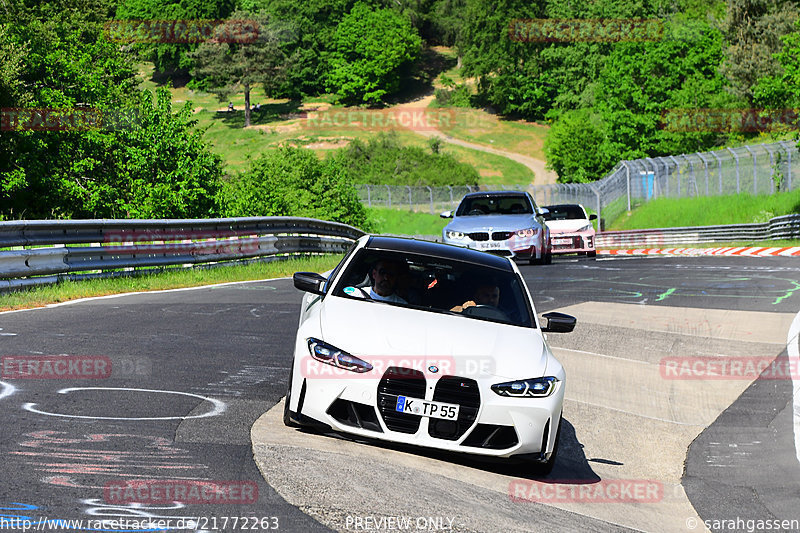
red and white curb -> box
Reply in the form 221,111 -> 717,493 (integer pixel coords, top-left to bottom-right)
599,246 -> 800,257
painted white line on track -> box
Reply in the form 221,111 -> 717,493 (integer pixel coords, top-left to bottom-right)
22,387 -> 226,421
0,276 -> 290,316
0,381 -> 16,401
787,309 -> 800,466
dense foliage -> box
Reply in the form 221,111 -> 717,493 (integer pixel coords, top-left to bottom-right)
326,3 -> 422,104
332,132 -> 480,187
221,146 -> 370,229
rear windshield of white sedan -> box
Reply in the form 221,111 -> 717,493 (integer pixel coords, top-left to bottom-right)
332,250 -> 536,328
455,195 -> 532,216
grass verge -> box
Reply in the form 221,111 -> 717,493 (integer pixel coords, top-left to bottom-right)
367,207 -> 448,236
0,255 -> 343,312
606,190 -> 800,230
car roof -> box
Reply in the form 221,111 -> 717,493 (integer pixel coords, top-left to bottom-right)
544,203 -> 585,209
461,190 -> 530,198
364,235 -> 514,271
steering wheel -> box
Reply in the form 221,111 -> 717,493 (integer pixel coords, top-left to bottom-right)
468,209 -> 485,216
462,305 -> 508,321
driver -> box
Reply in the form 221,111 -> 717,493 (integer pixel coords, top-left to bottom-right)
368,259 -> 408,304
451,283 -> 500,312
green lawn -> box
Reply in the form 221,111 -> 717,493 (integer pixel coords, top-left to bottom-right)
607,190 -> 800,230
367,207 -> 447,236
0,255 -> 342,312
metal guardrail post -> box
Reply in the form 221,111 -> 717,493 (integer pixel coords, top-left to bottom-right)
710,151 -> 723,194
366,185 -> 371,207
623,161 -> 631,211
386,185 -> 391,207
727,148 -> 740,193
780,141 -> 794,190
764,144 -> 776,194
696,152 -> 710,196
744,145 -> 757,194
669,156 -> 681,196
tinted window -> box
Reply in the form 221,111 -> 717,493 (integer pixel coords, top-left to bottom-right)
456,195 -> 532,216
542,205 -> 586,220
333,249 -> 535,328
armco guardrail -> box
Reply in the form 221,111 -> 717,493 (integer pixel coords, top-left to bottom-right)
0,217 -> 364,291
596,214 -> 800,247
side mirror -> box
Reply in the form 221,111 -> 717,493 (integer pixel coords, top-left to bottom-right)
538,208 -> 550,216
589,214 -> 598,221
440,210 -> 453,218
293,272 -> 327,295
541,312 -> 576,333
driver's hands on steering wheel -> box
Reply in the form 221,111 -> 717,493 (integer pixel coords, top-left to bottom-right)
450,300 -> 478,312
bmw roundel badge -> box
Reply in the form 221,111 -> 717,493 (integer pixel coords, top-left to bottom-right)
428,365 -> 439,373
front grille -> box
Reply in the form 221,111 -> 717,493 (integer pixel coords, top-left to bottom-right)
467,232 -> 490,241
491,231 -> 514,241
552,236 -> 581,249
377,367 -> 426,434
428,376 -> 480,440
462,424 -> 519,449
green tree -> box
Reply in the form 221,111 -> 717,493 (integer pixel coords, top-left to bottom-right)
720,0 -> 800,103
221,146 -> 369,229
115,0 -> 236,73
753,19 -> 800,108
189,11 -> 289,127
326,2 -> 422,104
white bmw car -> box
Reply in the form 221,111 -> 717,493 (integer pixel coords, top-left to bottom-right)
285,235 -> 576,474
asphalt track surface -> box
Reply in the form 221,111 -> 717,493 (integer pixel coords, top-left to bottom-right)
0,255 -> 798,532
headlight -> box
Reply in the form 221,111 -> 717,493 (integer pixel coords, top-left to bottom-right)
515,228 -> 538,237
491,377 -> 558,397
577,224 -> 593,232
446,230 -> 466,240
307,338 -> 373,373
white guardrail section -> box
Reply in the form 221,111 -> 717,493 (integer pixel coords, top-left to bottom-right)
0,217 -> 364,291
596,214 -> 800,247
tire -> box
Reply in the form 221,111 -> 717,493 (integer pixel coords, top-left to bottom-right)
587,250 -> 597,259
544,251 -> 552,265
530,418 -> 561,477
283,364 -> 301,428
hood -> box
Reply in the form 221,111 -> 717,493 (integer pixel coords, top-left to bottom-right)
317,296 -> 548,380
445,214 -> 541,233
546,219 -> 594,233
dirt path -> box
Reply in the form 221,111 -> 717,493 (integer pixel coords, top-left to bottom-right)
395,94 -> 558,186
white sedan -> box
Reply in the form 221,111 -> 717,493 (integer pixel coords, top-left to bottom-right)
285,235 -> 576,475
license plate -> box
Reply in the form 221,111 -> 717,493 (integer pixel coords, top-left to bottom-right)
476,241 -> 506,250
395,396 -> 460,419
552,237 -> 572,245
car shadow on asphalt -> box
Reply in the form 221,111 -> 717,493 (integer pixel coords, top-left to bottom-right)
297,417 -> 603,483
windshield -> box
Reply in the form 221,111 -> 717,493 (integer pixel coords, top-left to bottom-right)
455,195 -> 532,216
332,249 -> 535,328
542,205 -> 586,221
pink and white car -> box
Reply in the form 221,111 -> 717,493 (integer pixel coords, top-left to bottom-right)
542,204 -> 597,258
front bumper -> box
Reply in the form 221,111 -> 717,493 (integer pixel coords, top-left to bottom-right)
442,233 -> 542,260
549,233 -> 595,254
290,360 -> 564,459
